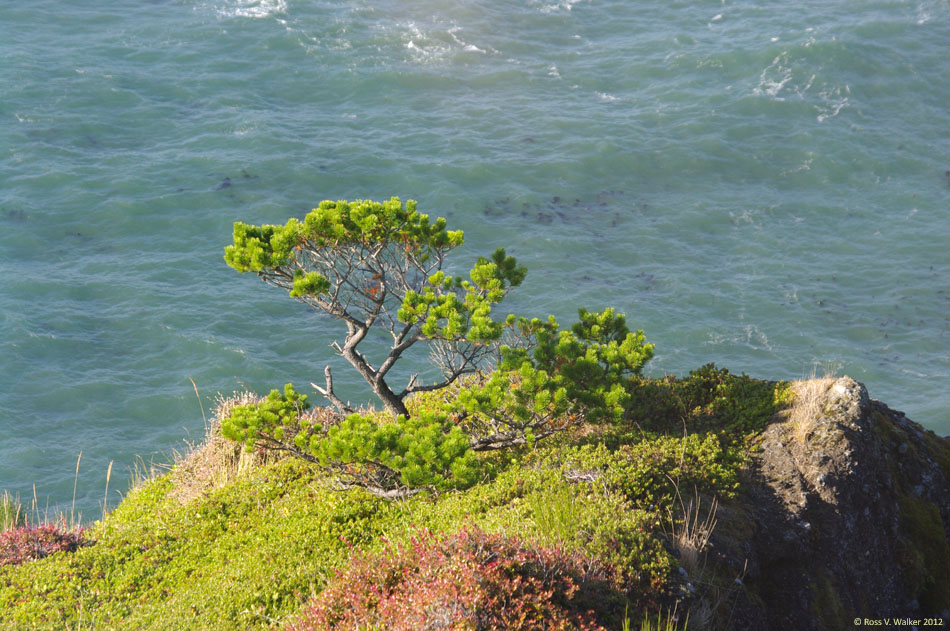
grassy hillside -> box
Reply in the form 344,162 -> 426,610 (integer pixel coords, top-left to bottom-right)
0,367 -> 790,631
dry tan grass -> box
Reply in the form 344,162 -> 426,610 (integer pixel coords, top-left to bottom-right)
1,490 -> 24,531
787,377 -> 836,444
669,489 -> 718,580
164,390 -> 350,505
663,483 -> 742,631
166,432 -> 249,505
165,391 -> 269,505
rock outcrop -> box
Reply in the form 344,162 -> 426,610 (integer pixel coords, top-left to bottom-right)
710,377 -> 950,629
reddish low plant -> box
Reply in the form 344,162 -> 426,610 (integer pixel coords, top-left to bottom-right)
289,526 -> 629,631
0,523 -> 85,566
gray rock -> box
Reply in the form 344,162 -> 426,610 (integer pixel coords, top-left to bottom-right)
710,377 -> 950,630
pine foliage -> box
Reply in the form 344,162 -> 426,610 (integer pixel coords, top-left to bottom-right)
222,198 -> 654,497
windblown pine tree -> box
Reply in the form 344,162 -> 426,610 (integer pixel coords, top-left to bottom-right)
222,197 -> 655,496
225,197 -> 525,418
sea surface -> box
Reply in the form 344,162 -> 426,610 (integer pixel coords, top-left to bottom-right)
1,0 -> 948,520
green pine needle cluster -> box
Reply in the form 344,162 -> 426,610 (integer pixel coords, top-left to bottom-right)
317,412 -> 479,490
225,198 -> 463,276
398,248 -> 525,343
221,384 -> 310,447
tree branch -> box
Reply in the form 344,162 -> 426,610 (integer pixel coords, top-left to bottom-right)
468,426 -> 561,452
400,367 -> 473,398
325,461 -> 422,499
252,435 -> 323,465
311,366 -> 355,414
376,332 -> 424,381
333,481 -> 421,500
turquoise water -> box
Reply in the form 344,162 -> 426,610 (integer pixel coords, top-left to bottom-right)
1,0 -> 948,520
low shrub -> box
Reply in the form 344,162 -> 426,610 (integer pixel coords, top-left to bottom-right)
531,437 -> 741,508
0,523 -> 85,567
289,526 -> 629,631
625,364 -> 791,439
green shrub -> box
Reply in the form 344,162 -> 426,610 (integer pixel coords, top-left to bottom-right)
524,481 -> 673,600
316,409 -> 480,491
219,384 -> 481,494
221,383 -> 311,451
626,364 -> 790,439
451,308 -> 654,452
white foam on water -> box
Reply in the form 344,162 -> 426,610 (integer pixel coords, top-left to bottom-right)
816,99 -> 848,122
754,48 -> 850,124
214,0 -> 287,19
232,122 -> 256,136
801,74 -> 816,93
537,0 -> 588,14
816,85 -> 850,122
394,20 -> 498,65
780,153 -> 814,176
405,38 -> 450,64
448,27 -> 491,54
400,21 -> 451,64
596,92 -> 619,102
746,325 -> 773,351
915,1 -> 936,25
697,56 -> 724,69
754,53 -> 793,100
705,324 -> 773,351
729,209 -> 758,225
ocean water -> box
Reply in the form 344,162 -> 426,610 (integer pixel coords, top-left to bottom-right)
1,0 -> 947,520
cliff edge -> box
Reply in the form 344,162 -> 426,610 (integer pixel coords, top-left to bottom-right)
2,373 -> 948,630
714,377 -> 950,629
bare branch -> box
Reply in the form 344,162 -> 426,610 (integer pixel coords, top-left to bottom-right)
400,367 -> 472,398
250,434 -> 323,465
325,461 -> 423,500
333,481 -> 421,500
311,366 -> 355,415
468,426 -> 561,452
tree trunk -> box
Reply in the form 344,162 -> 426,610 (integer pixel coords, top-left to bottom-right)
374,380 -> 410,418
340,338 -> 411,418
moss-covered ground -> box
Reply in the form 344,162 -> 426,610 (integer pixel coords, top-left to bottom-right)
0,367 -> 793,630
